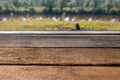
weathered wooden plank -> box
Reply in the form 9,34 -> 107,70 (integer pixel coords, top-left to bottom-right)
0,66 -> 120,80
0,31 -> 120,35
0,48 -> 120,65
0,31 -> 120,48
0,34 -> 120,47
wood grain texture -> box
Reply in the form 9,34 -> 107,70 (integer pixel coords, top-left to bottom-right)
0,31 -> 119,80
0,31 -> 120,47
0,48 -> 120,65
0,66 -> 120,80
0,34 -> 120,47
0,31 -> 120,35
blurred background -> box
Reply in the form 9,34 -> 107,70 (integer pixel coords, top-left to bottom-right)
0,0 -> 120,31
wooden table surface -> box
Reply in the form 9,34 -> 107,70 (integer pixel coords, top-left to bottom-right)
0,31 -> 120,48
0,31 -> 120,80
0,48 -> 120,80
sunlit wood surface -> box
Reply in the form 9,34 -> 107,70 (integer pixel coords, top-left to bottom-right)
0,66 -> 120,80
0,31 -> 120,80
0,31 -> 120,47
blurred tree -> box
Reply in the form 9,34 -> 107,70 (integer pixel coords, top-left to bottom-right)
0,0 -> 119,15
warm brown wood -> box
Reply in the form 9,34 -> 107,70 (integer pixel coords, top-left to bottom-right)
0,48 -> 120,65
0,31 -> 119,79
0,66 -> 120,80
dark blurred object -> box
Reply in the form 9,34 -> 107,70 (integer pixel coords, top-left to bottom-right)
75,23 -> 81,30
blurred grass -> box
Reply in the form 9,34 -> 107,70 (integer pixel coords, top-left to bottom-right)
0,19 -> 120,30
